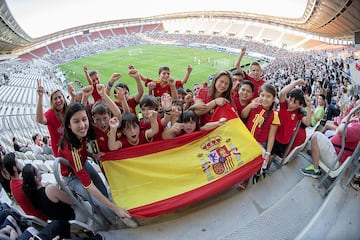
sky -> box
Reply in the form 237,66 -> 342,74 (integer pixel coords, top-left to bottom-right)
6,0 -> 308,38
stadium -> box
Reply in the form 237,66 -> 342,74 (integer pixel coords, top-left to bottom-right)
0,0 -> 360,239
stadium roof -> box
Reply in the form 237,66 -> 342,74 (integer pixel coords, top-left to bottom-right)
1,0 -> 360,54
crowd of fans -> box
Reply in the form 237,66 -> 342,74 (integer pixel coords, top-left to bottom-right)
0,32 -> 359,239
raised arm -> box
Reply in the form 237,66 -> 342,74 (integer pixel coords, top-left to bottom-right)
301,95 -> 313,126
81,85 -> 93,107
160,94 -> 173,126
128,68 -> 144,103
96,84 -> 122,120
105,73 -> 121,96
36,79 -> 47,124
169,78 -> 178,100
145,110 -> 159,139
83,65 -> 93,86
181,64 -> 193,85
279,79 -> 305,103
108,117 -> 122,151
114,86 -> 130,113
235,47 -> 246,72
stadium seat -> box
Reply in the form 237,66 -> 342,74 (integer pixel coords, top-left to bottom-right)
281,121 -> 322,165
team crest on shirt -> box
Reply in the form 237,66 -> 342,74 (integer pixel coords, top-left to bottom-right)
197,136 -> 243,182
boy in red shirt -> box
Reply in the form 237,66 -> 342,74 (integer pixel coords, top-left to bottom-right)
142,65 -> 192,98
269,79 -> 313,166
235,47 -> 266,99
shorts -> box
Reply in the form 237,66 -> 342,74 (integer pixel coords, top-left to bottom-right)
271,140 -> 288,157
312,132 -> 339,169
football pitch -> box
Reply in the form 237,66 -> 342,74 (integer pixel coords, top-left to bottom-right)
59,45 -> 254,94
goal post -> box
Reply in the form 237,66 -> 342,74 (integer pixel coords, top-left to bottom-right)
128,48 -> 143,56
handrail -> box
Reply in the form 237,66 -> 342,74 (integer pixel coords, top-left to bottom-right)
53,157 -> 104,230
318,104 -> 360,192
280,120 -> 302,166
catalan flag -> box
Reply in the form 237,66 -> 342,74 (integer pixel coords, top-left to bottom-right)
101,104 -> 263,218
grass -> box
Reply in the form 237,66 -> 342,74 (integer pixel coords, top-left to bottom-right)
59,45 -> 255,95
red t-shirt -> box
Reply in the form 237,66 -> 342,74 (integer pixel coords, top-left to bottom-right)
291,125 -> 306,151
59,140 -> 92,188
10,179 -> 48,220
115,97 -> 138,114
139,118 -> 163,142
246,106 -> 280,143
331,119 -> 360,163
44,109 -> 64,157
92,82 -> 102,103
94,125 -> 122,153
275,101 -> 304,144
145,79 -> 183,97
196,88 -> 214,126
231,94 -> 249,123
118,130 -> 152,148
243,72 -> 266,99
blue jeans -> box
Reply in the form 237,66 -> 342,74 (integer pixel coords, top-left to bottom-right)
63,160 -> 116,224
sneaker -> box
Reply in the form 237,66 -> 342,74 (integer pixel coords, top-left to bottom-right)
119,217 -> 139,228
300,164 -> 321,178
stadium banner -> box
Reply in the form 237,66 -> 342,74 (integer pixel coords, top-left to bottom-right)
101,104 -> 263,218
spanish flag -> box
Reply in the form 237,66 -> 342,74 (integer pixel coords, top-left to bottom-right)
101,104 -> 263,218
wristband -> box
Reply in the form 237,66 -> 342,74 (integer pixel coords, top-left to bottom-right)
165,109 -> 172,113
107,81 -> 113,88
265,152 -> 271,156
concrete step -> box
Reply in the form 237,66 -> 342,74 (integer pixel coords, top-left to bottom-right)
99,156 -> 319,240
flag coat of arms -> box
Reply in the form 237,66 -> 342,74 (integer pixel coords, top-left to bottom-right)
101,104 -> 263,218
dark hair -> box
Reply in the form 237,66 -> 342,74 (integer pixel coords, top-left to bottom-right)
158,66 -> 170,75
140,95 -> 157,109
259,83 -> 277,128
32,133 -> 39,144
89,70 -> 98,77
240,80 -> 255,93
113,83 -> 130,95
43,136 -> 49,145
22,164 -> 40,209
182,110 -> 199,131
209,70 -> 233,102
120,112 -> 139,130
3,152 -> 16,176
250,61 -> 261,69
176,88 -> 186,95
260,83 -> 277,98
59,102 -> 95,150
231,69 -> 244,78
288,88 -> 305,106
91,101 -> 111,116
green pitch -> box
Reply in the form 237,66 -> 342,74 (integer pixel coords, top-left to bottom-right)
59,45 -> 255,95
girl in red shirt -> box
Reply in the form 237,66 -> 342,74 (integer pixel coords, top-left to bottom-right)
240,83 -> 280,187
193,70 -> 233,126
36,80 -> 68,157
58,102 -> 135,226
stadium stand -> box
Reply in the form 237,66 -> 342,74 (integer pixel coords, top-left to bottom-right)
0,1 -> 359,238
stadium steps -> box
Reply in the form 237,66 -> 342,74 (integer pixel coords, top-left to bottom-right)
98,155 -> 329,240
